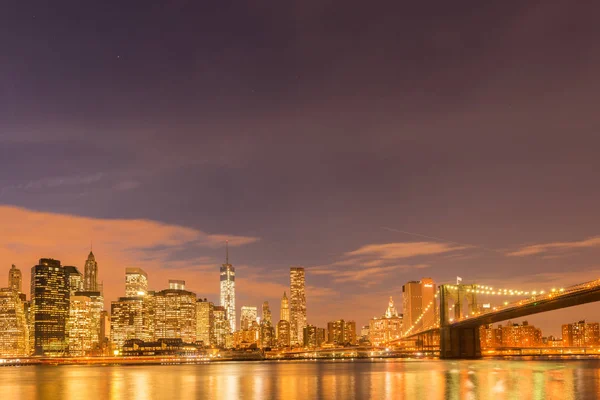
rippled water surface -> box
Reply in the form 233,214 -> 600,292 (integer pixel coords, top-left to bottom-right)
3,359 -> 600,399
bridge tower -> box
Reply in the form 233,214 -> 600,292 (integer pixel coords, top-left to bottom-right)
439,284 -> 481,359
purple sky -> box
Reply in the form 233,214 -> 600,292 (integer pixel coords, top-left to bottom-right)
1,1 -> 600,335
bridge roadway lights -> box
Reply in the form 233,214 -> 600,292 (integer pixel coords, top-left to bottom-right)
440,326 -> 481,359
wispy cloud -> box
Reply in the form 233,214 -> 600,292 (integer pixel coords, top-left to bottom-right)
0,205 -> 260,307
507,236 -> 600,257
346,242 -> 468,259
18,173 -> 104,190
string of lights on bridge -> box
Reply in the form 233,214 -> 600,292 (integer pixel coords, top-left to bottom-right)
444,284 -> 566,297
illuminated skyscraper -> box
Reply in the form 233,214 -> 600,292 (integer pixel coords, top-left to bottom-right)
240,306 -> 258,331
220,241 -> 236,332
196,299 -> 214,346
155,287 -> 197,344
276,320 -> 291,347
213,305 -> 230,347
290,267 -> 306,345
8,264 -> 22,293
64,266 -> 83,295
67,295 -> 93,356
125,268 -> 148,296
0,288 -> 29,356
110,297 -> 144,350
262,301 -> 272,325
77,290 -> 104,351
280,291 -> 289,322
326,320 -> 356,345
402,278 -> 436,333
31,258 -> 70,355
84,250 -> 98,292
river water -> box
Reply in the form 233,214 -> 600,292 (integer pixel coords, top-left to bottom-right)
2,359 -> 600,399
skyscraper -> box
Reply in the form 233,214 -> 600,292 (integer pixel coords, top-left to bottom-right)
276,320 -> 291,348
8,264 -> 22,293
262,301 -> 272,325
240,306 -> 258,330
84,250 -> 98,292
31,258 -> 70,355
280,291 -> 289,322
154,287 -> 197,344
220,241 -> 236,332
64,266 -> 84,295
0,288 -> 29,356
196,299 -> 214,346
402,278 -> 436,333
290,267 -> 306,345
369,297 -> 403,346
67,295 -> 93,356
125,268 -> 148,296
213,305 -> 229,347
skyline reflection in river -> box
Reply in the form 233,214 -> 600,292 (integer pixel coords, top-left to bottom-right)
1,359 -> 600,399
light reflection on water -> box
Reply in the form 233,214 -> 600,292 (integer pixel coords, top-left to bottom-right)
1,359 -> 600,400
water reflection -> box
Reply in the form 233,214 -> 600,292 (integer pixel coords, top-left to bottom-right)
2,359 -> 600,399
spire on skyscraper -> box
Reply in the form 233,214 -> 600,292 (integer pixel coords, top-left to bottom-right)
225,240 -> 229,264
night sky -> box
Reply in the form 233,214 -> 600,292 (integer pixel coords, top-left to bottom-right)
2,1 -> 600,335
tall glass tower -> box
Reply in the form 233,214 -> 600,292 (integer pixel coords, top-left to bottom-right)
220,241 -> 236,332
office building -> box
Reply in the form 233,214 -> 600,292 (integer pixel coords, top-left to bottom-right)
290,267 -> 306,345
64,266 -> 83,295
169,280 -> 185,290
8,264 -> 22,293
220,242 -> 236,332
277,320 -> 291,347
326,319 -> 356,346
402,278 -> 436,333
84,250 -> 98,292
67,295 -> 93,356
280,291 -> 289,322
154,288 -> 197,344
31,258 -> 70,355
196,299 -> 214,346
240,306 -> 258,331
0,288 -> 29,356
262,301 -> 272,325
562,320 -> 600,347
369,297 -> 403,346
125,268 -> 148,297
213,306 -> 230,348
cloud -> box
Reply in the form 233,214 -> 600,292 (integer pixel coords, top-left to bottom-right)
18,173 -> 104,190
507,237 -> 600,257
346,242 -> 468,259
0,205 -> 260,308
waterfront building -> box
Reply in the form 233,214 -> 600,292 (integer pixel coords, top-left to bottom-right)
277,320 -> 291,347
8,264 -> 22,293
67,295 -> 93,356
100,310 -> 110,354
360,325 -> 370,341
402,278 -> 436,333
280,291 -> 289,322
562,320 -> 600,347
76,290 -> 104,351
500,321 -> 542,347
83,250 -> 99,291
326,319 -> 356,346
0,288 -> 29,356
240,306 -> 258,331
110,297 -> 144,350
121,338 -> 199,356
290,267 -> 307,345
369,297 -> 403,346
64,266 -> 84,295
213,305 -> 230,347
220,242 -> 236,332
480,324 -> 503,348
125,267 -> 148,296
154,288 -> 197,344
31,258 -> 70,355
196,298 -> 214,346
303,325 -> 318,348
